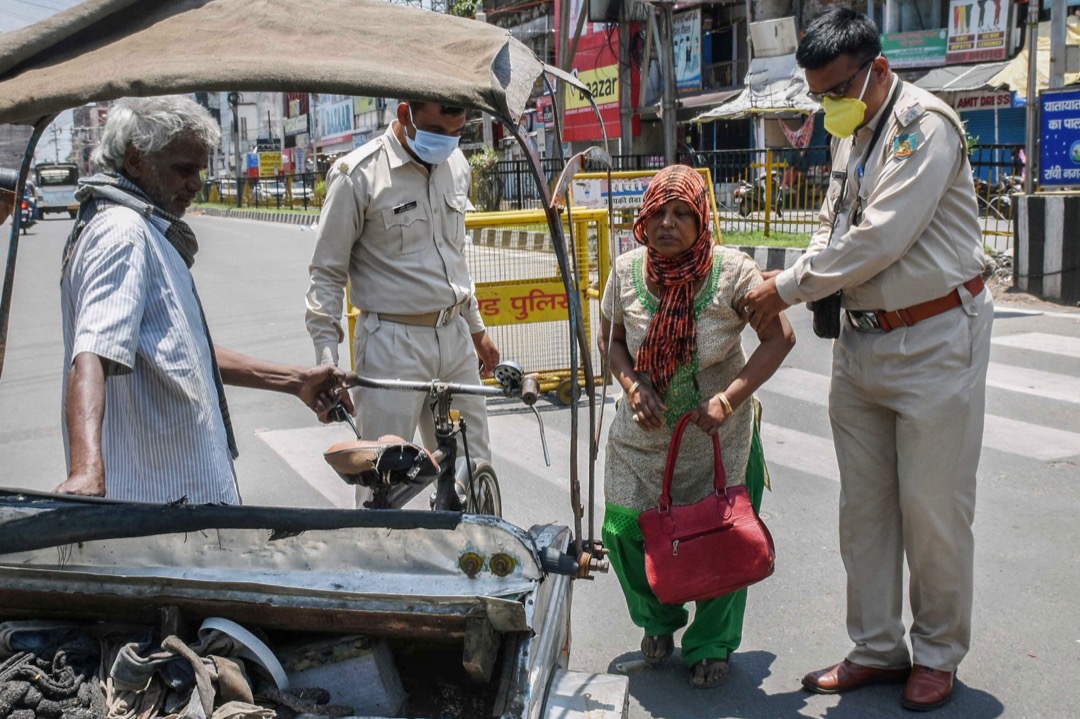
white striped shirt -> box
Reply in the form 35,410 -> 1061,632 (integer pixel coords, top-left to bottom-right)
61,204 -> 240,504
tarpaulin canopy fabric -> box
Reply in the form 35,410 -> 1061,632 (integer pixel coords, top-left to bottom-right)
988,21 -> 1080,96
914,61 -> 1012,92
0,0 -> 546,126
690,54 -> 819,122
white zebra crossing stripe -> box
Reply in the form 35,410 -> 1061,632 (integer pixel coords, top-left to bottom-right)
982,415 -> 1080,462
760,423 -> 840,483
987,363 -> 1080,405
761,365 -> 1080,461
992,333 -> 1080,358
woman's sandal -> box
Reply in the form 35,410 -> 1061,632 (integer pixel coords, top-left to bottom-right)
690,658 -> 730,689
640,634 -> 674,664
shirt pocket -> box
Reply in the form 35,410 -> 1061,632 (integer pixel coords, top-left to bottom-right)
442,191 -> 468,249
381,201 -> 432,255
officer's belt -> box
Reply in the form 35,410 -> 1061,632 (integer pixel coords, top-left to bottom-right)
846,276 -> 984,333
369,301 -> 468,328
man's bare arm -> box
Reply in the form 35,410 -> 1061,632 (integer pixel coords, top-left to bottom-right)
54,353 -> 110,496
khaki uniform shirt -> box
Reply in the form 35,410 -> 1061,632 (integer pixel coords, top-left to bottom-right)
775,77 -> 985,311
306,126 -> 482,365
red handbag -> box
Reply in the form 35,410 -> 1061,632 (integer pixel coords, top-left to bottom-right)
638,412 -> 775,605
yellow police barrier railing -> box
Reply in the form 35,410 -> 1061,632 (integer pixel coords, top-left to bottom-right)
347,207 -> 610,403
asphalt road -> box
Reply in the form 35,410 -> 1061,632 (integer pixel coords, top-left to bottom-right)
1,214 -> 1077,718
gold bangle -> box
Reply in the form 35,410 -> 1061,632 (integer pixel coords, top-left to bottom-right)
714,391 -> 734,417
627,380 -> 641,397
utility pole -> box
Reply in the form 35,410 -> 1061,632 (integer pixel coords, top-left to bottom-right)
1023,10 -> 1038,195
658,1 -> 677,164
1050,0 -> 1067,89
51,124 -> 61,163
619,19 -> 633,155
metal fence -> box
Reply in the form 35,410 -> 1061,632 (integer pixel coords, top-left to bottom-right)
476,143 -> 1023,250
199,171 -> 324,211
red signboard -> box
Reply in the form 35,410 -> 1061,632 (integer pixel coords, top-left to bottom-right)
554,0 -> 640,142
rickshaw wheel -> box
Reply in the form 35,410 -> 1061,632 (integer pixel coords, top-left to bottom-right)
465,461 -> 502,517
556,378 -> 576,405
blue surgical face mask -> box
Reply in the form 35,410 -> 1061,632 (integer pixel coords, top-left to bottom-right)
405,107 -> 460,165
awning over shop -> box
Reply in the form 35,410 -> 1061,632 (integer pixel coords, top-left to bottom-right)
988,21 -> 1080,96
914,61 -> 1011,92
690,54 -> 819,122
680,88 -> 743,110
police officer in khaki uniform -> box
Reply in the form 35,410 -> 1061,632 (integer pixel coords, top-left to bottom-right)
306,101 -> 499,507
744,9 -> 992,712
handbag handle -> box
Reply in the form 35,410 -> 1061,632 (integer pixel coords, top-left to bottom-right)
658,411 -> 726,512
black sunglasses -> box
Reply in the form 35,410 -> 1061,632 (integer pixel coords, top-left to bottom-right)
808,57 -> 875,104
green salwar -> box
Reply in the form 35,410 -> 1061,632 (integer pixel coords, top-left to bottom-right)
602,415 -> 768,667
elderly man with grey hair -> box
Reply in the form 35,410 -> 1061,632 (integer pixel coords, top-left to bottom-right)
55,95 -> 352,504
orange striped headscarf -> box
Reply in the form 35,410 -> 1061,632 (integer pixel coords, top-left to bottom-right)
631,165 -> 713,398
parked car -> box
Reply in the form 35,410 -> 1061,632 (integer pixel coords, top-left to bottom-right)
258,177 -> 288,204
291,177 -> 314,202
214,177 -> 237,200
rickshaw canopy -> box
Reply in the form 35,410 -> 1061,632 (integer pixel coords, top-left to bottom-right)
0,0 -> 545,126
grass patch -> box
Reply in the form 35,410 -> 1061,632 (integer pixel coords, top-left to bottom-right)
192,199 -> 317,213
721,229 -> 810,248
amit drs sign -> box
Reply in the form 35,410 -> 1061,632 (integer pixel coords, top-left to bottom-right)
1040,87 -> 1080,188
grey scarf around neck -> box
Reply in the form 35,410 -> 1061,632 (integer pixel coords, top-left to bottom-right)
62,173 -> 198,271
61,173 -> 238,461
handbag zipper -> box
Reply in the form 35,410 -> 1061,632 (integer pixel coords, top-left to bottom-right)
670,525 -> 727,555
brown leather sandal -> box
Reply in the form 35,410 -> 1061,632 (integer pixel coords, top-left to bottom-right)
640,634 -> 674,664
690,658 -> 730,688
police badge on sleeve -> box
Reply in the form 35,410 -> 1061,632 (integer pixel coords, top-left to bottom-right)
893,134 -> 918,160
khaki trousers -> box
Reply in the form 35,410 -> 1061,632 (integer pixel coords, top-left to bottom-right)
829,286 -> 992,672
351,312 -> 491,508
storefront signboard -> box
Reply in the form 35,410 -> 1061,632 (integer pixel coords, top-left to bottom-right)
946,0 -> 1010,64
1040,86 -> 1080,187
953,90 -> 1013,111
881,29 -> 947,68
674,8 -> 702,92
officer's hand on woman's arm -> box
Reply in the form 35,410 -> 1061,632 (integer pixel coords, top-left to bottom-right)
472,330 -> 500,379
54,352 -> 109,497
743,275 -> 792,333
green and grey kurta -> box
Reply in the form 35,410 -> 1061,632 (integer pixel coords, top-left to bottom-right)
599,245 -> 768,666
601,245 -> 762,516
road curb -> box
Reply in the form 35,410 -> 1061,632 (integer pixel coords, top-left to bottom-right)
194,207 -> 318,226
723,245 -> 805,271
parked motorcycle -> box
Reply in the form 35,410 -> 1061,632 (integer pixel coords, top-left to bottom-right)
734,170 -> 784,218
974,172 -> 1020,221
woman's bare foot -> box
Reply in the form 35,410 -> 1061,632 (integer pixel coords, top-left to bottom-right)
690,658 -> 730,688
640,634 -> 674,664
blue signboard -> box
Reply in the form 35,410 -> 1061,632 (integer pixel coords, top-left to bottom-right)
1040,87 -> 1080,187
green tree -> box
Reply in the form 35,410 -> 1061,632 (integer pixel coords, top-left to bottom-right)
450,0 -> 481,18
469,147 -> 502,212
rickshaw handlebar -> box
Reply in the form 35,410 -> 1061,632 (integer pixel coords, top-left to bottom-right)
343,372 -> 511,399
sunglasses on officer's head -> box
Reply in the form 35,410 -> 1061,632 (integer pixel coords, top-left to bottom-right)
807,57 -> 875,104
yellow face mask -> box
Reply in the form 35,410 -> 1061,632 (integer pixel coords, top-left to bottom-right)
821,63 -> 874,138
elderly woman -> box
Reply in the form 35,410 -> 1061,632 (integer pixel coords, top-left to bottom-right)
598,165 -> 795,688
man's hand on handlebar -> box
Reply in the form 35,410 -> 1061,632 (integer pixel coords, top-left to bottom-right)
298,365 -> 354,423
472,330 -> 500,379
